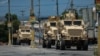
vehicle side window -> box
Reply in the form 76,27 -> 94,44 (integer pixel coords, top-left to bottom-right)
73,21 -> 81,25
21,30 -> 25,32
50,22 -> 56,27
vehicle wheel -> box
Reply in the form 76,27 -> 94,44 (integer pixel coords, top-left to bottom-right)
83,40 -> 88,50
46,39 -> 51,48
66,40 -> 71,48
18,40 -> 21,45
27,40 -> 30,45
76,46 -> 81,50
42,39 -> 46,48
60,40 -> 65,50
56,40 -> 60,49
66,46 -> 71,48
76,40 -> 82,50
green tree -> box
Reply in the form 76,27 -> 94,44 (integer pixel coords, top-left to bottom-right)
0,23 -> 8,42
5,13 -> 20,33
96,4 -> 100,11
1,13 -> 20,42
12,20 -> 20,33
5,13 -> 12,21
0,13 -> 20,42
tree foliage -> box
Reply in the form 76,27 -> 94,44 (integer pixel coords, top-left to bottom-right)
0,13 -> 20,42
96,4 -> 100,11
0,23 -> 8,42
5,13 -> 20,33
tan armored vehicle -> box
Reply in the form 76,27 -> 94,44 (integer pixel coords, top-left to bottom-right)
56,19 -> 88,50
17,25 -> 33,45
42,16 -> 60,48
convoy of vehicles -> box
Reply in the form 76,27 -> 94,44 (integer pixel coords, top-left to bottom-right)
42,9 -> 88,50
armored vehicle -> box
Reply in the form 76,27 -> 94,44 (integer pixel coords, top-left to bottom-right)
54,8 -> 88,50
42,16 -> 59,48
17,25 -> 33,45
56,19 -> 88,50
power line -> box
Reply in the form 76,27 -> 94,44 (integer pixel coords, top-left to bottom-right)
0,3 -> 69,7
56,0 -> 59,16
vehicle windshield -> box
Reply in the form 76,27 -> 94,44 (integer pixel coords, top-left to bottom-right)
73,21 -> 81,25
21,30 -> 25,32
50,22 -> 56,27
64,21 -> 72,25
26,30 -> 30,32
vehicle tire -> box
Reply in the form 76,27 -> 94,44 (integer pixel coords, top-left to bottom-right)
42,39 -> 46,48
83,40 -> 88,50
56,40 -> 60,49
76,46 -> 81,50
60,40 -> 65,50
27,40 -> 30,45
18,40 -> 21,45
76,41 -> 82,50
46,39 -> 51,48
66,46 -> 71,48
66,40 -> 71,48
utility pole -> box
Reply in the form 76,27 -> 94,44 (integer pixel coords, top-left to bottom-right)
20,10 -> 25,25
95,0 -> 100,55
98,12 -> 100,56
56,0 -> 59,16
38,0 -> 40,17
8,0 -> 12,46
38,0 -> 41,45
70,0 -> 73,10
70,0 -> 74,13
30,0 -> 34,16
20,10 -> 25,19
30,0 -> 36,48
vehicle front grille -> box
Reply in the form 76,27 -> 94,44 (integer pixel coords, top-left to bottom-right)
68,29 -> 82,36
22,34 -> 30,37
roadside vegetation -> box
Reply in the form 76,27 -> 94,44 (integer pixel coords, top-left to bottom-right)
0,13 -> 20,44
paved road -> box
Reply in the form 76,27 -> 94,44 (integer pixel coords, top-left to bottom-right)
0,45 -> 96,56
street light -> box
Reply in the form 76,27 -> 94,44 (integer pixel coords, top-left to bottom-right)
92,6 -> 97,43
93,6 -> 96,21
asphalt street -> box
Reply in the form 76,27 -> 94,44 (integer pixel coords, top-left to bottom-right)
0,45 -> 96,56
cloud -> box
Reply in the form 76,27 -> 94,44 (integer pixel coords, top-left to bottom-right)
0,0 -> 8,5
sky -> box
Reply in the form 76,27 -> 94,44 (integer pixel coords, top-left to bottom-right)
0,0 -> 94,20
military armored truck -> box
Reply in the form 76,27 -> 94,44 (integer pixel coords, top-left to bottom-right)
56,19 -> 88,50
17,25 -> 32,45
42,16 -> 60,48
53,8 -> 88,50
56,10 -> 88,50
